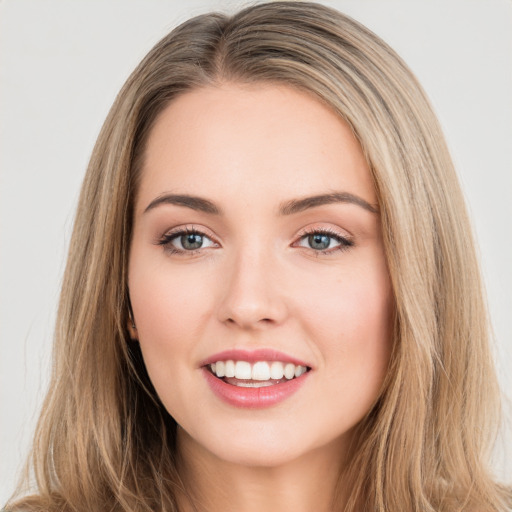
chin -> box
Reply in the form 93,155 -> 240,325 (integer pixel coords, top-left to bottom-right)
180,419 -> 346,470
214,442 -> 302,468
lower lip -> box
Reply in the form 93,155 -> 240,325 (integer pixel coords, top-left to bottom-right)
202,368 -> 310,409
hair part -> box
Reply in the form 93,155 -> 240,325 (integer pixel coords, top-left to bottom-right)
7,2 -> 511,511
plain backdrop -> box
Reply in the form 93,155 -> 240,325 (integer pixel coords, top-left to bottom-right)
1,0 -> 511,503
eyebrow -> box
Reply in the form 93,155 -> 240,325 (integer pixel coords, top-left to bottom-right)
144,194 -> 221,215
143,191 -> 378,216
278,192 -> 378,215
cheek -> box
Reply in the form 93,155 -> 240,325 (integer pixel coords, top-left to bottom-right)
299,259 -> 392,336
128,254 -> 214,373
303,267 -> 393,433
128,255 -> 220,418
295,256 -> 393,382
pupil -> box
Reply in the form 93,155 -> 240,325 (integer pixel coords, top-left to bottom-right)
182,233 -> 203,250
309,234 -> 330,250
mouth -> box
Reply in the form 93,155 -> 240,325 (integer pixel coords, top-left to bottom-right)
206,359 -> 311,388
200,349 -> 312,408
201,350 -> 312,408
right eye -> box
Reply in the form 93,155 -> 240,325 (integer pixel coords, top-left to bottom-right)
158,228 -> 217,254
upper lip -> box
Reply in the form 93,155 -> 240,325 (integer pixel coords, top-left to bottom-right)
200,348 -> 311,368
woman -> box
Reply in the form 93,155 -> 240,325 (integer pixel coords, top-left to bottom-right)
5,1 -> 511,511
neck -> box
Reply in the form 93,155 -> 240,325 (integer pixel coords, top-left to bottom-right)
175,427 -> 352,512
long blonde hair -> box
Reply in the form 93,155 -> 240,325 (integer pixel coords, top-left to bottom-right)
7,2 -> 511,511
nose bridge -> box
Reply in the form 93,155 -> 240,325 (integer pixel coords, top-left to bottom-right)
217,237 -> 287,328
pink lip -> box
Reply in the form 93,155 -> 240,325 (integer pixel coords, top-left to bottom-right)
200,348 -> 310,368
202,367 -> 310,409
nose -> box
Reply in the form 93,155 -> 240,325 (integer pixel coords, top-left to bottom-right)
216,246 -> 288,330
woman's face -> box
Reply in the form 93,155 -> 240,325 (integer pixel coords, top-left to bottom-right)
129,83 -> 393,467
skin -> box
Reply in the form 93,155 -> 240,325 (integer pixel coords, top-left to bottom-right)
128,83 -> 394,512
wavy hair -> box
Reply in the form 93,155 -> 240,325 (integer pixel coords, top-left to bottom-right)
7,2 -> 511,511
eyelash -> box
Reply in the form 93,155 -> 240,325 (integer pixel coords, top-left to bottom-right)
156,226 -> 354,256
297,227 -> 354,255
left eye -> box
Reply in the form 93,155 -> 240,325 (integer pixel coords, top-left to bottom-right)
297,231 -> 352,252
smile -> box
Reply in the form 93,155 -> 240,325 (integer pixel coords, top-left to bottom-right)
201,350 -> 312,408
209,360 -> 308,386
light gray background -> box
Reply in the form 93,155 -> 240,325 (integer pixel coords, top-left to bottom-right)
1,0 -> 511,503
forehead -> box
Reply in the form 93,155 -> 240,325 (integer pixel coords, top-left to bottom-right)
137,82 -> 375,213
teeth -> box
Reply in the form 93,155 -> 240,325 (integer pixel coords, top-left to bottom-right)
209,360 -> 308,381
235,380 -> 275,388
295,365 -> 306,377
252,361 -> 271,380
284,363 -> 295,379
215,361 -> 225,377
270,361 -> 284,379
235,361 -> 252,379
225,360 -> 235,378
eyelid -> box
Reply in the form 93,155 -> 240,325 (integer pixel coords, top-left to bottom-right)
161,224 -> 218,240
293,225 -> 354,254
156,225 -> 220,255
155,224 -> 354,256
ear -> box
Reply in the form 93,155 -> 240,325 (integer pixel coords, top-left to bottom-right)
127,295 -> 138,340
127,316 -> 138,340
